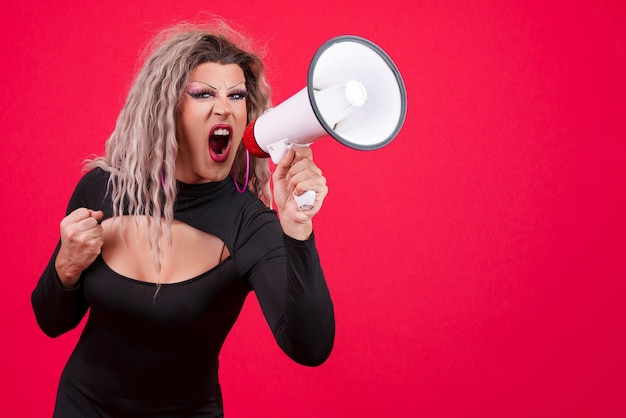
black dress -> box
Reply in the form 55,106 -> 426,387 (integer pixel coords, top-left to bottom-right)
31,168 -> 335,417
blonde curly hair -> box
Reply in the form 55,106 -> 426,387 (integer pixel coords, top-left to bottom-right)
86,20 -> 272,282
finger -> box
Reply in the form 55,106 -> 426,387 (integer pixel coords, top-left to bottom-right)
288,162 -> 324,186
292,146 -> 313,162
288,149 -> 314,177
281,147 -> 298,168
274,148 -> 296,178
292,178 -> 328,198
63,208 -> 103,228
65,207 -> 92,223
74,209 -> 103,229
89,210 -> 104,221
61,218 -> 100,246
291,165 -> 322,184
289,166 -> 327,192
76,215 -> 101,231
89,234 -> 105,251
84,224 -> 104,239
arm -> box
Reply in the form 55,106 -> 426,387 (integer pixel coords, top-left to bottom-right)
247,230 -> 335,367
248,147 -> 335,366
31,241 -> 90,338
31,171 -> 105,337
271,147 -> 328,240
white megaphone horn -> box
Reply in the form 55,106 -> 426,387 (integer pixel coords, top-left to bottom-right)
243,35 -> 407,210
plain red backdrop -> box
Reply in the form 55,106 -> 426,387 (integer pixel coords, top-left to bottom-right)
1,1 -> 625,417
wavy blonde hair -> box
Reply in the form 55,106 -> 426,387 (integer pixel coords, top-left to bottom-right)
86,20 -> 272,282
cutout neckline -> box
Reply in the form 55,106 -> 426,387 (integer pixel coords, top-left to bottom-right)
96,254 -> 233,287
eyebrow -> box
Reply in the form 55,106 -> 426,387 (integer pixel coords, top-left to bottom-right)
189,80 -> 246,90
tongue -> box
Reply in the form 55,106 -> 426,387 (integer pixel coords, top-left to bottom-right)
210,135 -> 228,152
209,135 -> 230,162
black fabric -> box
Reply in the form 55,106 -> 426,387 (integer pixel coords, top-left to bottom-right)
32,168 -> 335,417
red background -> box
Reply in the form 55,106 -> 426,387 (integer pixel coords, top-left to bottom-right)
2,1 -> 625,417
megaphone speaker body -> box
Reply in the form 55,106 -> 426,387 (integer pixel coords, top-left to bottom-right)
243,35 -> 407,209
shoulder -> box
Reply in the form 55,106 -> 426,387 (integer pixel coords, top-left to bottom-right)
78,167 -> 110,186
75,167 -> 110,201
66,167 -> 112,215
214,186 -> 282,247
237,190 -> 279,230
235,192 -> 284,248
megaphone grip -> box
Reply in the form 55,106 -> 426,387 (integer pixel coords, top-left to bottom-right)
295,190 -> 316,211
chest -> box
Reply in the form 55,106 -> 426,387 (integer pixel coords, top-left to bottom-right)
82,256 -> 250,338
100,216 -> 230,284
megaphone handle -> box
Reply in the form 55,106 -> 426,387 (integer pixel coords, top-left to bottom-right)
295,190 -> 316,211
287,144 -> 316,211
266,141 -> 316,210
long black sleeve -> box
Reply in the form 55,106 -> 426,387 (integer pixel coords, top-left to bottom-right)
31,170 -> 102,338
248,232 -> 335,366
31,241 -> 90,338
31,169 -> 335,416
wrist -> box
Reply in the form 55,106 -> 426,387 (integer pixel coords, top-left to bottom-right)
280,219 -> 313,241
54,254 -> 81,289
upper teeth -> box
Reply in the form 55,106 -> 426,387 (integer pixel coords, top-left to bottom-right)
213,128 -> 229,136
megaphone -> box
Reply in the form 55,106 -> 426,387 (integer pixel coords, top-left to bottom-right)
243,35 -> 407,210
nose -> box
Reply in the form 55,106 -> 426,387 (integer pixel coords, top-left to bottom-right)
213,95 -> 231,117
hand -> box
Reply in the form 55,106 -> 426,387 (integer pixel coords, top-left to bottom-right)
272,147 -> 328,240
55,208 -> 104,288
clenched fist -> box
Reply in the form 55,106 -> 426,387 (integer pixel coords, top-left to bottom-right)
272,147 -> 328,240
55,208 -> 104,288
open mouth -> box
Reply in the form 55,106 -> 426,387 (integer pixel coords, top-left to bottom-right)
208,124 -> 233,162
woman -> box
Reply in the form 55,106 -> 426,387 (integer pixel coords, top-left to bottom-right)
31,20 -> 335,417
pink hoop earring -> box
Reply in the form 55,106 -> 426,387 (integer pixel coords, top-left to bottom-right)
233,149 -> 249,193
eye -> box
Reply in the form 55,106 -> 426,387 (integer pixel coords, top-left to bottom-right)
229,90 -> 248,100
187,90 -> 215,99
